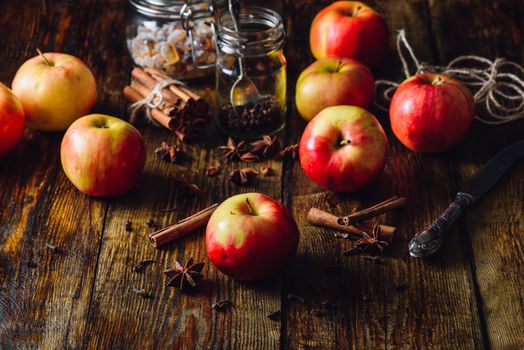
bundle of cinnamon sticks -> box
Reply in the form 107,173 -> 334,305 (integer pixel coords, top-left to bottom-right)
123,67 -> 210,140
307,196 -> 407,242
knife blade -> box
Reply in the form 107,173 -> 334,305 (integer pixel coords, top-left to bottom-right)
409,139 -> 524,258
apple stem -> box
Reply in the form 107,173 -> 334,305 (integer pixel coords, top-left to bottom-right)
340,139 -> 352,146
354,6 -> 362,15
335,60 -> 343,73
37,48 -> 51,66
245,198 -> 254,215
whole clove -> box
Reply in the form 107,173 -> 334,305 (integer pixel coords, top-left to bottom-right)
146,218 -> 156,228
267,310 -> 281,321
124,219 -> 133,232
45,242 -> 60,254
133,287 -> 152,299
132,259 -> 156,273
212,299 -> 233,312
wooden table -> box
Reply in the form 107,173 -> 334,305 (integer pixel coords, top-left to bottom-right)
1,0 -> 523,349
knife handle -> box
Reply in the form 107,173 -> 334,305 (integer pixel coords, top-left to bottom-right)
409,192 -> 474,258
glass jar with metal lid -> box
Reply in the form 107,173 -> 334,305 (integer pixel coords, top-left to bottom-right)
215,6 -> 286,139
126,0 -> 222,80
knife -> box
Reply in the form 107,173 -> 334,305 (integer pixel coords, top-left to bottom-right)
409,139 -> 524,258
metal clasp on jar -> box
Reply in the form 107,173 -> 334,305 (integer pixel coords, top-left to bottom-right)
180,1 -> 217,69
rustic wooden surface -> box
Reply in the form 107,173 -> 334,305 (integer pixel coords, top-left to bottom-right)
0,0 -> 523,349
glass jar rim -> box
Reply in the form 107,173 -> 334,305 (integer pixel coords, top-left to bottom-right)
217,6 -> 285,56
128,0 -> 214,19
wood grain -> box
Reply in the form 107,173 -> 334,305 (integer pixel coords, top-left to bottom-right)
428,0 -> 524,348
0,0 -> 523,349
280,0 -> 485,348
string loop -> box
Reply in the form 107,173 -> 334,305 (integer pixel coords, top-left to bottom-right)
129,78 -> 187,125
376,29 -> 524,125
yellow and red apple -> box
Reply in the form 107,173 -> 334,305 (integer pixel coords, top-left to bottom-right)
389,73 -> 475,153
299,105 -> 388,192
12,52 -> 97,131
61,114 -> 146,197
0,82 -> 25,158
310,1 -> 389,68
295,57 -> 375,121
206,193 -> 299,281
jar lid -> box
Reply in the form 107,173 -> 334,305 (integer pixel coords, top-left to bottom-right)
129,0 -> 215,19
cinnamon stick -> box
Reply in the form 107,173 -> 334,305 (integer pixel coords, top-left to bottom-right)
307,208 -> 395,242
131,67 -> 182,106
149,204 -> 219,248
337,196 -> 407,226
123,85 -> 178,130
145,68 -> 194,104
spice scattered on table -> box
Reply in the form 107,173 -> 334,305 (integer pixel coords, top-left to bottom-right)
230,167 -> 259,185
218,96 -> 283,137
337,196 -> 407,226
260,166 -> 272,176
132,259 -> 156,273
146,218 -> 156,228
154,140 -> 187,163
218,137 -> 247,161
124,219 -> 133,232
206,166 -> 221,177
133,287 -> 153,299
267,310 -> 281,321
251,135 -> 279,158
343,224 -> 389,256
239,152 -> 260,163
212,299 -> 233,312
279,144 -> 298,160
164,257 -> 205,291
149,204 -> 218,248
45,242 -> 60,254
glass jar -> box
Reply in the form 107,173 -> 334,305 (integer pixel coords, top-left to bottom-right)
215,6 -> 286,139
126,0 -> 219,80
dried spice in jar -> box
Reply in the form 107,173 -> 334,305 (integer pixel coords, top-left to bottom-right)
215,6 -> 287,139
126,0 -> 218,80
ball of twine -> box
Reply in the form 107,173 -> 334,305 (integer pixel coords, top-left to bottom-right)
376,29 -> 524,125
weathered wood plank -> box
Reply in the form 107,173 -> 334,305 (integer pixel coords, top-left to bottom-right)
81,126 -> 284,348
281,0 -> 485,348
428,0 -> 524,348
0,0 -> 137,348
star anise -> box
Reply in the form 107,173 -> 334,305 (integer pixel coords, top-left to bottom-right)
260,166 -> 272,176
218,137 -> 247,161
250,135 -> 279,158
155,140 -> 186,163
343,223 -> 389,256
206,166 -> 221,177
164,257 -> 205,291
229,167 -> 259,185
240,152 -> 261,163
279,144 -> 298,160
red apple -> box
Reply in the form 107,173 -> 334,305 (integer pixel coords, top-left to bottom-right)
12,51 -> 97,131
206,193 -> 299,281
0,82 -> 25,158
61,114 -> 146,197
389,73 -> 475,153
310,1 -> 389,68
295,57 -> 375,121
299,105 -> 388,192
